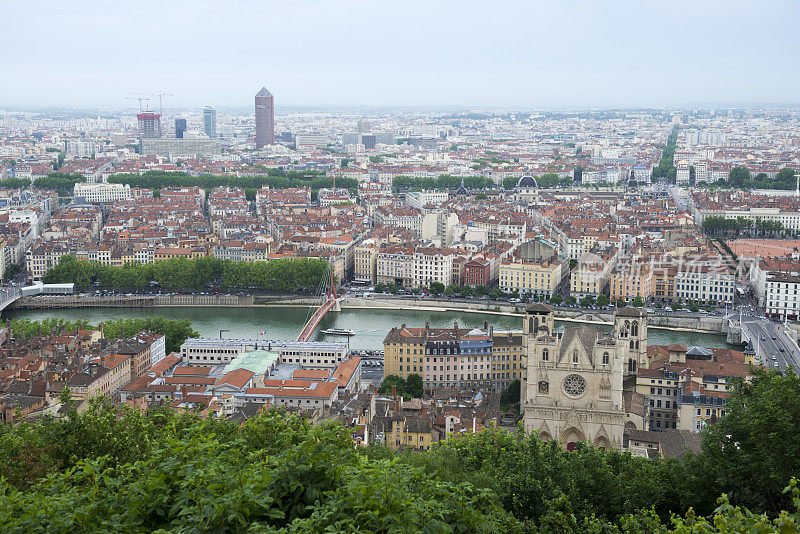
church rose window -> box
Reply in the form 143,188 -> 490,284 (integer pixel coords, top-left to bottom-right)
563,374 -> 586,397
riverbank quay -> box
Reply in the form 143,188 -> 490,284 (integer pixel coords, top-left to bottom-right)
10,292 -> 727,336
11,293 -> 253,308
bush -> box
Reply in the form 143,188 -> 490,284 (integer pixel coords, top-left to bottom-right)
0,406 -> 519,532
500,379 -> 521,405
1,391 -> 800,532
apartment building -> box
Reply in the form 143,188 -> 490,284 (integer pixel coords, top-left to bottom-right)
653,264 -> 677,302
491,332 -> 524,392
764,273 -> 800,320
610,261 -> 655,302
639,344 -> 756,432
570,248 -> 617,298
674,264 -> 734,305
377,416 -> 433,451
318,188 -> 352,206
412,247 -> 454,288
26,243 -> 76,280
750,255 -> 800,313
463,256 -> 491,287
375,206 -> 422,235
376,244 -> 455,289
405,190 -> 449,210
73,183 -> 132,203
384,324 -> 494,391
376,244 -> 414,287
353,238 -> 380,284
676,162 -> 691,186
498,256 -> 568,297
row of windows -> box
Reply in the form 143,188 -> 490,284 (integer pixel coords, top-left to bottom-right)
650,420 -> 676,429
650,387 -> 677,396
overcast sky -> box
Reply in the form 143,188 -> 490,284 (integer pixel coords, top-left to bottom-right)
2,0 -> 798,109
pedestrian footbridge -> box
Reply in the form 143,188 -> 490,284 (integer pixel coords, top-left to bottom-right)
0,282 -> 74,312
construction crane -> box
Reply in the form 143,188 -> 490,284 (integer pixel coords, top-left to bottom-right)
126,94 -> 151,112
157,92 -> 173,117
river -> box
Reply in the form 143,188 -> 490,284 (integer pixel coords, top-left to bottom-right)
2,306 -> 735,350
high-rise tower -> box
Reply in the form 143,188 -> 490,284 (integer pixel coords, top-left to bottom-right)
203,106 -> 217,138
137,112 -> 162,139
255,87 -> 275,148
174,118 -> 187,139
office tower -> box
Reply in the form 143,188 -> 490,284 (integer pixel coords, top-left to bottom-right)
357,119 -> 371,134
361,134 -> 376,149
175,118 -> 187,139
255,87 -> 275,147
137,112 -> 162,139
203,106 -> 217,138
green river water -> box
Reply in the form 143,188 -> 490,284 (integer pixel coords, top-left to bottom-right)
2,306 -> 734,351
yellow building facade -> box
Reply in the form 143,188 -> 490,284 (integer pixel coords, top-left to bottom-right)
499,257 -> 567,297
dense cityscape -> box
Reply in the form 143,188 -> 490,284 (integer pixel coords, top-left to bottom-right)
2,0 -> 800,531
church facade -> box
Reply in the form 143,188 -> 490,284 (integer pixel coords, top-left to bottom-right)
521,304 -> 648,449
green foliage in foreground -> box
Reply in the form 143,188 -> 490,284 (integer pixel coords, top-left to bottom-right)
6,317 -> 198,353
1,402 -> 800,532
0,405 -> 518,533
42,254 -> 331,292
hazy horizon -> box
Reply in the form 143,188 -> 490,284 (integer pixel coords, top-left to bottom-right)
2,0 -> 798,109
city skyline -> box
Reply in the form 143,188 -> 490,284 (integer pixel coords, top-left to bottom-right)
2,0 -> 798,109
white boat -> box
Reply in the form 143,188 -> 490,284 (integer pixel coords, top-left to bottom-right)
321,328 -> 355,336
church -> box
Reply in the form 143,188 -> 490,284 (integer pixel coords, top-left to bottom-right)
521,304 -> 648,450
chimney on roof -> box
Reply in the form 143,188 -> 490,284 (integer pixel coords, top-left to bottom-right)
484,320 -> 488,330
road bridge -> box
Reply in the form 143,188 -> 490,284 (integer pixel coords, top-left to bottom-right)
727,309 -> 800,371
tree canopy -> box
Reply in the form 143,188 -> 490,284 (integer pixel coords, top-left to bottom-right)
42,255 -> 330,292
719,167 -> 798,190
378,374 -> 423,399
106,169 -> 356,193
1,395 -> 800,532
6,316 -> 198,353
391,174 -> 493,192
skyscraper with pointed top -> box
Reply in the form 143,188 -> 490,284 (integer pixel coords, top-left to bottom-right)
255,87 -> 275,148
